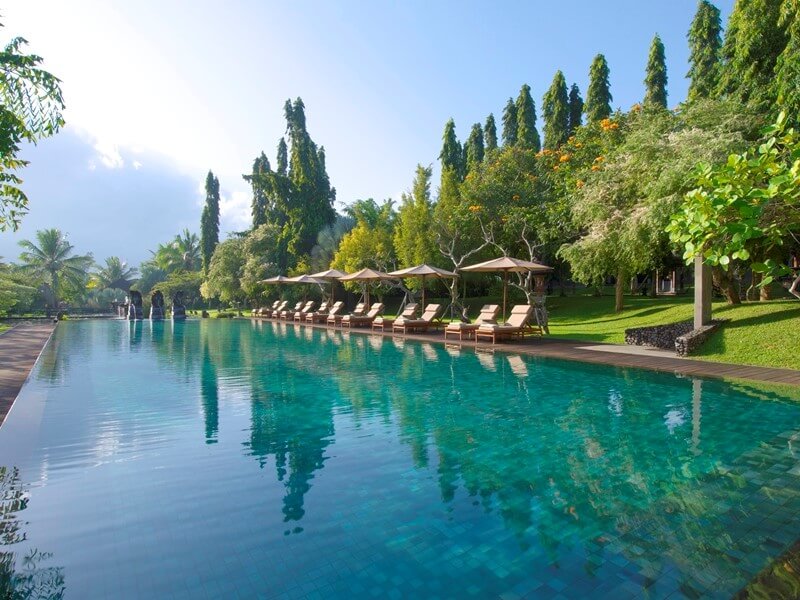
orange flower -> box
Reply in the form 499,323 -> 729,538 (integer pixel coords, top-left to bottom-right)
559,153 -> 571,163
591,165 -> 601,172
468,205 -> 482,212
594,155 -> 604,163
512,194 -> 520,201
552,165 -> 559,171
576,180 -> 585,188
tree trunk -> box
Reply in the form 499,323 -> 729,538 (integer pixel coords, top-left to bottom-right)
615,271 -> 625,313
650,271 -> 658,297
746,271 -> 761,302
712,267 -> 741,305
760,280 -> 773,301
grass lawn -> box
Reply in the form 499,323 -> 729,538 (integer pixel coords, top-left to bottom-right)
0,323 -> 8,335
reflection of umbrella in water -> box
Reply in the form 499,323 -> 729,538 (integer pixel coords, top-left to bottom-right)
461,256 -> 552,323
388,264 -> 457,312
338,268 -> 394,309
310,268 -> 347,303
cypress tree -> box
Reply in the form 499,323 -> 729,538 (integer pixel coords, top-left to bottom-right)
515,84 -> 541,151
718,0 -> 787,105
439,119 -> 464,178
200,170 -> 220,274
774,2 -> 800,116
484,113 -> 498,153
465,123 -> 485,173
542,71 -> 570,149
687,0 -> 722,101
567,84 -> 584,135
585,54 -> 613,123
644,34 -> 668,108
247,152 -> 271,228
276,138 -> 288,176
501,98 -> 518,146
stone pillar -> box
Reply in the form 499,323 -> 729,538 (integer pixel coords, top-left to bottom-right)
694,257 -> 712,329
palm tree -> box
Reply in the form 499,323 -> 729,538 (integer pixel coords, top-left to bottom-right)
18,229 -> 93,306
152,229 -> 201,273
93,256 -> 138,291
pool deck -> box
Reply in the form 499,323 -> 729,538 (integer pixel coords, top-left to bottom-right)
251,317 -> 800,388
0,321 -> 57,426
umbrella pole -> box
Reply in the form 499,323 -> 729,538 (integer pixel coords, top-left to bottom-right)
421,275 -> 426,312
503,270 -> 508,323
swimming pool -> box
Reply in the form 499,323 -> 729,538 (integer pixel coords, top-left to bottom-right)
1,319 -> 799,598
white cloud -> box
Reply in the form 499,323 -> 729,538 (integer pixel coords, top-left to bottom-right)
220,190 -> 251,232
93,139 -> 124,169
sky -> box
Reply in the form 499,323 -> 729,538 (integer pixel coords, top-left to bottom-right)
0,0 -> 734,265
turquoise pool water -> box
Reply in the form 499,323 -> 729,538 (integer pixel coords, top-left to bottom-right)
1,319 -> 800,598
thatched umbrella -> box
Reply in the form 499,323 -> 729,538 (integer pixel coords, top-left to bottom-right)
461,256 -> 552,322
338,268 -> 394,309
310,268 -> 347,303
388,264 -> 457,311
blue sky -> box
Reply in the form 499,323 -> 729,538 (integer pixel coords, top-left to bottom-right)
1,0 -> 734,265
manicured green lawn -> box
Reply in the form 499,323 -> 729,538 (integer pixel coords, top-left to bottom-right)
0,323 -> 8,335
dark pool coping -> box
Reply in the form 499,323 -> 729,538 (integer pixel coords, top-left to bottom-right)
247,316 -> 800,388
0,321 -> 57,427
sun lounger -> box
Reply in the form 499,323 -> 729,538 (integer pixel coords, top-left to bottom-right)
372,303 -> 418,332
280,301 -> 304,320
328,302 -> 364,327
444,304 -> 500,340
293,300 -> 317,322
341,302 -> 385,329
475,304 -> 534,344
267,300 -> 288,318
309,300 -> 342,324
392,303 -> 442,334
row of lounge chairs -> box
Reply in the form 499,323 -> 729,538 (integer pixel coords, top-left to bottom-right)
251,300 -> 540,343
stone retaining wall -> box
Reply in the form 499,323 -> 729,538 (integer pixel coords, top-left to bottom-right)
624,320 -> 694,350
675,320 -> 725,357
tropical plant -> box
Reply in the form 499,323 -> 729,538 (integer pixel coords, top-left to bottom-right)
201,237 -> 246,304
152,229 -> 201,273
93,256 -> 138,291
17,229 -> 92,306
0,24 -> 65,231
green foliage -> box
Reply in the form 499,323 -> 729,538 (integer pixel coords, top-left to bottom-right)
0,258 -> 37,315
465,123 -> 485,173
542,71 -> 569,149
687,0 -> 722,101
245,153 -> 271,228
567,83 -> 583,135
718,0 -> 786,106
0,27 -> 65,231
667,111 -> 800,285
561,100 -> 758,293
439,119 -> 463,178
501,97 -> 518,147
240,222 -> 283,299
92,256 -> 138,291
17,229 -> 92,306
515,84 -> 541,151
152,229 -> 201,273
155,270 -> 204,309
333,199 -> 396,273
132,260 -> 166,295
585,54 -> 613,123
644,35 -> 668,108
775,1 -> 800,117
201,237 -> 246,304
310,214 -> 355,272
483,113 -> 498,153
200,170 -> 220,273
394,165 -> 438,280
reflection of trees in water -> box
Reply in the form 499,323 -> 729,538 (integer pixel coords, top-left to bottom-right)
243,322 -> 334,525
200,334 -> 218,444
0,467 -> 64,599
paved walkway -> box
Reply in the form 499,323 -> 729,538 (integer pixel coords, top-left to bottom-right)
0,321 -> 56,426
252,317 -> 800,387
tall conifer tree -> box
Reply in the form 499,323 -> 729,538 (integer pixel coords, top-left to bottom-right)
515,84 -> 541,151
718,0 -> 787,105
501,98 -> 518,146
484,114 -> 498,153
774,1 -> 800,115
465,123 -> 485,173
247,152 -> 271,228
200,170 -> 220,274
567,84 -> 584,135
585,54 -> 613,123
687,0 -> 722,101
439,119 -> 464,179
644,34 -> 668,108
276,138 -> 288,176
542,71 -> 570,149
